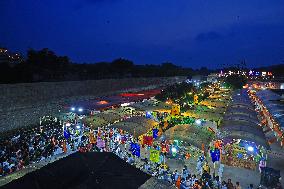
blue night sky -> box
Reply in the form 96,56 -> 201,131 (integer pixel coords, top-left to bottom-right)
1,0 -> 284,68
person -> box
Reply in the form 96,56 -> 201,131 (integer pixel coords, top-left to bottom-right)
213,176 -> 221,189
193,180 -> 201,189
247,184 -> 253,189
197,159 -> 203,176
171,170 -> 179,183
235,182 -> 241,189
227,179 -> 234,189
127,154 -> 134,164
202,161 -> 210,175
258,159 -> 266,173
182,165 -> 190,179
180,178 -> 187,189
218,164 -> 224,181
221,181 -> 228,189
192,174 -> 198,186
275,182 -> 283,189
185,176 -> 192,188
202,170 -> 211,181
176,175 -> 181,189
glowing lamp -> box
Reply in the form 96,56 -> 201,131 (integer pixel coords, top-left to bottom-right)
171,147 -> 177,153
78,108 -> 83,112
247,146 -> 254,152
71,107 -> 75,111
195,119 -> 202,125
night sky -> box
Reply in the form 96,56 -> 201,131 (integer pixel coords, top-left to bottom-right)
1,0 -> 284,68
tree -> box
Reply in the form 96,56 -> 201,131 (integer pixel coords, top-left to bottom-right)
225,75 -> 247,89
111,58 -> 133,71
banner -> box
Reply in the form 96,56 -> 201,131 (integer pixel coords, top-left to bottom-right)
150,149 -> 160,163
63,127 -> 70,139
153,128 -> 159,139
143,136 -> 153,146
96,138 -> 105,148
210,148 -> 220,163
129,143 -> 140,157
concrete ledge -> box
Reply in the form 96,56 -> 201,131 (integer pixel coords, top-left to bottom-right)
0,77 -> 185,133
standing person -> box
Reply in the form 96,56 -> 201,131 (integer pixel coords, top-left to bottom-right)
172,170 -> 179,183
247,184 -> 253,189
182,165 -> 190,179
202,161 -> 210,175
185,176 -> 192,188
218,164 -> 224,181
235,182 -> 241,189
258,159 -> 266,173
197,158 -> 203,176
176,175 -> 181,189
221,181 -> 228,189
213,176 -> 221,189
227,179 -> 234,189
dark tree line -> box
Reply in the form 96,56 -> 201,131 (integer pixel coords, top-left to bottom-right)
224,75 -> 247,89
0,48 -> 203,84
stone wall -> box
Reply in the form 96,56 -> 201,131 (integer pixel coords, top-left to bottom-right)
0,77 -> 185,133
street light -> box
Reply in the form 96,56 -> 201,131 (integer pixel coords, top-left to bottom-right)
78,108 -> 83,112
71,107 -> 75,111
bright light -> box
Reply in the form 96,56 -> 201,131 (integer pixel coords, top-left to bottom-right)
78,108 -> 83,112
76,125 -> 81,129
71,107 -> 75,111
247,146 -> 254,152
171,147 -> 177,153
66,123 -> 71,127
121,103 -> 130,107
195,119 -> 201,125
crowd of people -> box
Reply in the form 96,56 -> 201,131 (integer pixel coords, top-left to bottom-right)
0,120 -> 66,176
0,117 -> 279,189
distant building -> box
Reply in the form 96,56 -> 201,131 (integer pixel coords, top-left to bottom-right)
188,75 -> 207,86
207,73 -> 218,83
0,48 -> 10,64
0,47 -> 23,64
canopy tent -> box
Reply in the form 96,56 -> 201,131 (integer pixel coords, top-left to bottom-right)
223,114 -> 259,125
1,152 -> 151,189
83,115 -> 108,128
161,124 -> 214,149
229,103 -> 255,112
130,101 -> 172,113
223,132 -> 269,149
83,109 -> 127,128
221,89 -> 269,149
256,90 -> 284,130
110,116 -> 158,137
226,106 -> 257,117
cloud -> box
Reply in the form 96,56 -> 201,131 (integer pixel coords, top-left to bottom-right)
195,31 -> 223,42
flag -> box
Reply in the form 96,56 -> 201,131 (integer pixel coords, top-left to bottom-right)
63,127 -> 70,139
153,128 -> 159,139
210,148 -> 220,163
129,143 -> 140,157
143,136 -> 153,146
150,149 -> 160,163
